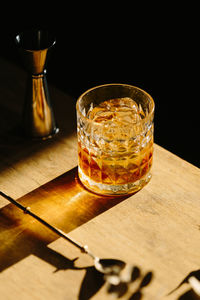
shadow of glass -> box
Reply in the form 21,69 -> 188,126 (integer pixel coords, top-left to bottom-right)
0,167 -> 129,273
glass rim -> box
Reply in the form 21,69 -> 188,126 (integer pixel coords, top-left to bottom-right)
76,83 -> 155,126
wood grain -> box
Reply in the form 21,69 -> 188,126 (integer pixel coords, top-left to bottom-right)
0,57 -> 200,299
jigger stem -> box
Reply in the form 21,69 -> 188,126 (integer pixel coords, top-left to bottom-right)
23,71 -> 59,139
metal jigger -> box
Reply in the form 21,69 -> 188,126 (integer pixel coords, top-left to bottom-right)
15,29 -> 59,139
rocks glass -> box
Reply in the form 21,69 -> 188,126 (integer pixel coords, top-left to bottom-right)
76,84 -> 155,195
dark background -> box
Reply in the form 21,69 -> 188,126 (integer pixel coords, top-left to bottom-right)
0,4 -> 199,167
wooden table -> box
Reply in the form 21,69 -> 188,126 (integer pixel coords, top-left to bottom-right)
0,57 -> 200,300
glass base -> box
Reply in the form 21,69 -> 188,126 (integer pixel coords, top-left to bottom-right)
78,167 -> 152,196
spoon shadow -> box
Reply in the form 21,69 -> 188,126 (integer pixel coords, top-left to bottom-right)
78,258 -> 126,300
34,246 -> 126,300
78,266 -> 105,300
33,244 -> 126,300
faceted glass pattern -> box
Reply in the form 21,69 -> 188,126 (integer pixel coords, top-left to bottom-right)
76,84 -> 155,195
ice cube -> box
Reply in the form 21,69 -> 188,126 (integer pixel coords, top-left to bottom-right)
116,110 -> 141,124
87,97 -> 143,128
93,111 -> 115,123
99,97 -> 139,113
